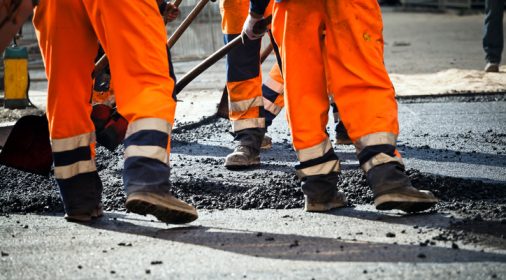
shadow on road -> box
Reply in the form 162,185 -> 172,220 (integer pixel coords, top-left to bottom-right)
327,207 -> 506,249
87,212 -> 506,263
400,145 -> 506,169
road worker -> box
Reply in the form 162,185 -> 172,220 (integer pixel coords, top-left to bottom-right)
245,0 -> 438,213
219,0 -> 273,169
33,0 -> 198,223
91,2 -> 179,150
483,0 -> 504,72
261,51 -> 352,148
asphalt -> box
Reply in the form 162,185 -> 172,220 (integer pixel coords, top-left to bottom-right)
1,208 -> 505,280
0,9 -> 505,280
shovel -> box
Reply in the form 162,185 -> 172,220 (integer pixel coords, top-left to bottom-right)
0,115 -> 52,175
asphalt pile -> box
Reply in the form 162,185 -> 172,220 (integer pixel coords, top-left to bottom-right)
0,118 -> 505,224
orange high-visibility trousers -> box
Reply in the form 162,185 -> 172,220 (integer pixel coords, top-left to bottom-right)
33,0 -> 175,200
34,0 -> 174,139
219,0 -> 273,133
262,44 -> 343,129
272,0 -> 402,177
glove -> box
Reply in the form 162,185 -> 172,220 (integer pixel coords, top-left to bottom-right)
162,2 -> 180,23
242,13 -> 266,41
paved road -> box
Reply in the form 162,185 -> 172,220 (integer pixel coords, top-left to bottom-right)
238,97 -> 506,183
1,207 -> 505,280
1,10 -> 505,280
397,99 -> 506,182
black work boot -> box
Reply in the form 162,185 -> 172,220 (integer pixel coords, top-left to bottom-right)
367,163 -> 438,213
59,172 -> 104,223
224,128 -> 264,170
302,172 -> 347,212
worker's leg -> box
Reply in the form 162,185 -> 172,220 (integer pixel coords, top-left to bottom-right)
324,0 -> 437,212
220,0 -> 265,169
83,0 -> 197,223
483,0 -> 504,65
33,0 -> 102,222
272,1 -> 346,212
262,63 -> 285,129
323,42 -> 351,145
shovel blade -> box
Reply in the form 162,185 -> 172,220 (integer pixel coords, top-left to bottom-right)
0,115 -> 52,176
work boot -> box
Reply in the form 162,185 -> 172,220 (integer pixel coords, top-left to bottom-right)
123,118 -> 198,224
224,128 -> 264,169
60,172 -> 104,223
484,62 -> 500,73
367,163 -> 438,213
261,135 -> 272,150
224,145 -> 260,169
125,191 -> 198,224
301,172 -> 347,212
335,121 -> 352,145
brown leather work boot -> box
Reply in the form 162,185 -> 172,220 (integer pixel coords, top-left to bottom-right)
368,163 -> 438,213
224,145 -> 260,170
126,191 -> 198,224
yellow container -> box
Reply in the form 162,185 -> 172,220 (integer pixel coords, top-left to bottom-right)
3,46 -> 29,109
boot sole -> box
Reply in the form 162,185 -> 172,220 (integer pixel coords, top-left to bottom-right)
375,193 -> 438,213
224,162 -> 260,170
224,158 -> 260,170
126,192 -> 198,224
65,204 -> 104,223
304,193 -> 348,212
305,201 -> 346,212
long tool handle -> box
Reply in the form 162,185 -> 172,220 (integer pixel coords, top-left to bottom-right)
174,35 -> 241,94
93,0 -> 185,76
260,43 -> 273,63
174,15 -> 272,95
167,0 -> 209,49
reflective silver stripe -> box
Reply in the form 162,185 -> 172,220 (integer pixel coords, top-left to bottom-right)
263,77 -> 284,94
354,132 -> 397,154
51,132 -> 96,153
263,97 -> 282,116
54,159 -> 97,180
229,96 -> 264,113
232,118 -> 265,132
296,159 -> 340,179
362,152 -> 404,173
296,138 -> 332,162
125,118 -> 171,139
124,145 -> 169,165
